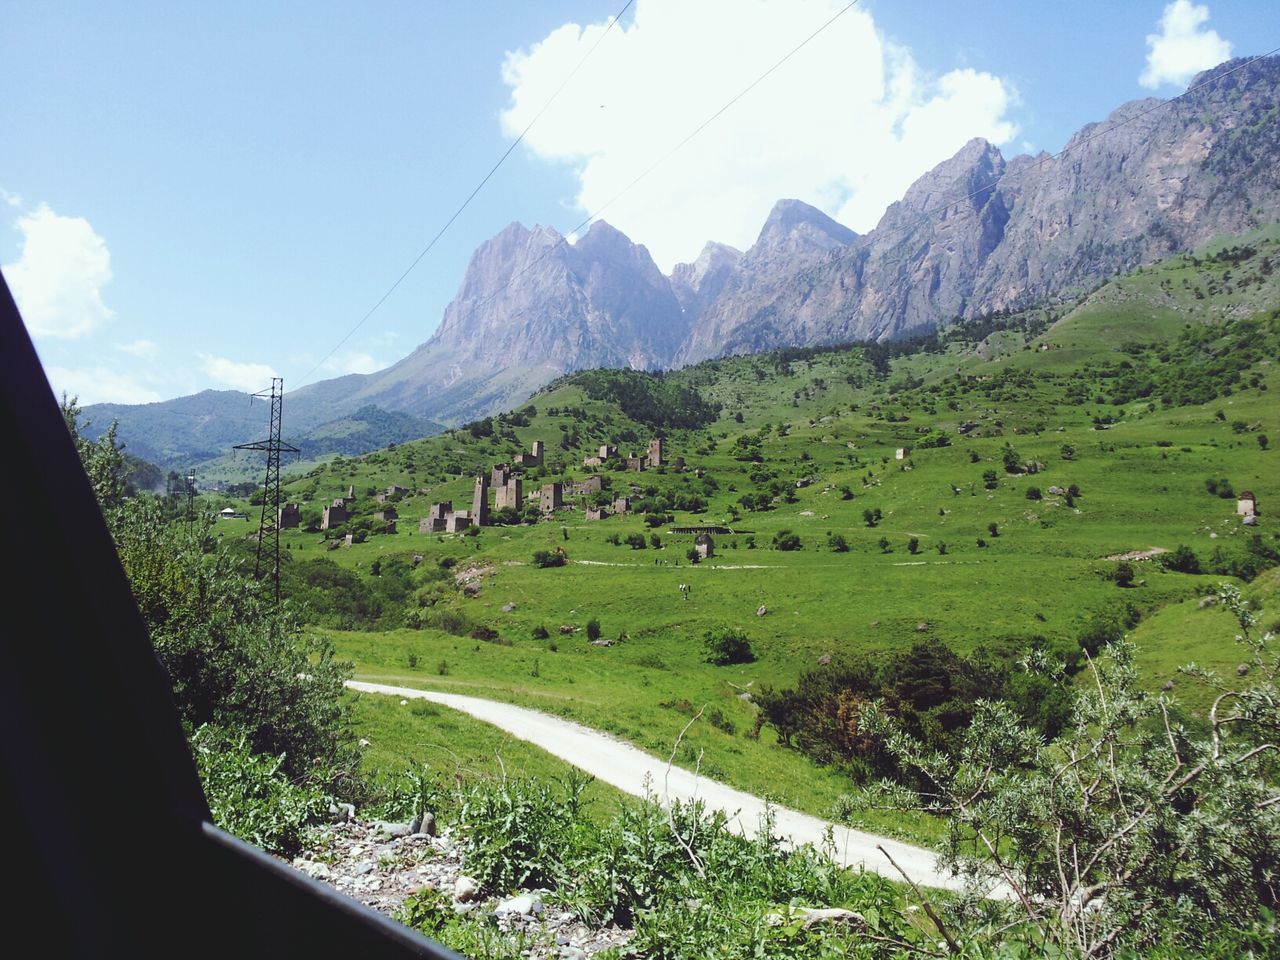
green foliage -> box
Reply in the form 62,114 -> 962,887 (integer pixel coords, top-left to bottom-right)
561,368 -> 719,430
771,529 -> 802,551
1161,545 -> 1202,574
191,724 -> 327,856
860,590 -> 1280,958
112,498 -> 352,779
827,533 -> 849,553
531,549 -> 567,568
703,627 -> 755,666
586,618 -> 602,642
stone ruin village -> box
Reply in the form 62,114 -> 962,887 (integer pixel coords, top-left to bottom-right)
258,435 -> 728,548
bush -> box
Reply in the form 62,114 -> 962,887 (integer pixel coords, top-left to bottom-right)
771,529 -> 802,551
703,627 -> 755,666
1112,561 -> 1136,587
532,549 -> 567,568
1025,486 -> 1042,500
1161,544 -> 1202,574
907,537 -> 920,554
828,533 -> 849,552
586,618 -> 601,642
192,724 -> 327,856
531,625 -> 550,640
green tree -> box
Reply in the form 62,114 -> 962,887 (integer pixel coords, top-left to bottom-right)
703,627 -> 754,666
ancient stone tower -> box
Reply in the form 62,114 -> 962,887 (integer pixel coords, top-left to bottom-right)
472,475 -> 490,526
648,437 -> 664,467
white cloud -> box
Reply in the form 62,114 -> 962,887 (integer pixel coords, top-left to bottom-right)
0,187 -> 22,208
43,364 -> 163,405
500,0 -> 1018,269
115,338 -> 160,359
199,353 -> 279,392
321,351 -> 380,375
3,203 -> 115,338
1140,1 -> 1232,90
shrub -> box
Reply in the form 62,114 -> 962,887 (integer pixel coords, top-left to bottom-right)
907,537 -> 920,554
192,725 -> 327,856
828,533 -> 849,552
531,625 -> 550,640
1161,544 -> 1202,574
1112,561 -> 1136,587
703,627 -> 755,665
532,549 -> 566,568
586,618 -> 601,642
771,529 -> 802,551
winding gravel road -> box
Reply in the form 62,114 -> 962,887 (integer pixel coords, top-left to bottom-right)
347,680 -> 971,893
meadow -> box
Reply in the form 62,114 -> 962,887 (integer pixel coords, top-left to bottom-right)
208,235 -> 1279,837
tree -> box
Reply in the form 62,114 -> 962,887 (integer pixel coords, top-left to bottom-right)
907,537 -> 920,554
828,533 -> 849,553
586,618 -> 601,642
703,627 -> 754,666
1002,443 -> 1022,474
61,394 -> 128,511
860,587 -> 1280,958
1112,560 -> 1136,587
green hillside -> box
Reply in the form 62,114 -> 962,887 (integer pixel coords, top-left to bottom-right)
207,235 -> 1279,834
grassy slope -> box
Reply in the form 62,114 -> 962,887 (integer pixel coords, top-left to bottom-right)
208,235 -> 1278,836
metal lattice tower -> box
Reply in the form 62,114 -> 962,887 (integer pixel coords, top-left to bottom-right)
234,378 -> 298,601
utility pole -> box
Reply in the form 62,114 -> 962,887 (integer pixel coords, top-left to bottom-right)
234,378 -> 298,602
185,467 -> 196,529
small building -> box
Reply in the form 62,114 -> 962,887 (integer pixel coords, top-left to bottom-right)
612,496 -> 631,515
895,448 -> 907,460
321,503 -> 348,530
373,507 -> 398,522
471,475 -> 490,526
694,533 -> 715,559
598,444 -> 617,460
625,456 -> 646,472
573,475 -> 603,496
585,508 -> 607,521
540,482 -> 564,513
1238,491 -> 1258,518
490,464 -> 511,489
277,503 -> 300,529
582,456 -> 603,468
218,507 -> 245,521
386,484 -> 408,497
495,476 -> 523,512
419,516 -> 445,534
445,512 -> 472,533
381,519 -> 398,535
515,440 -> 544,467
648,437 -> 664,468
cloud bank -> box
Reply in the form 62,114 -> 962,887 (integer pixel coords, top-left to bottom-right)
3,203 -> 116,339
199,353 -> 279,393
1140,1 -> 1232,90
500,0 -> 1018,270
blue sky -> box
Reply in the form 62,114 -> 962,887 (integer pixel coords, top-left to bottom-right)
1,1 -> 1271,404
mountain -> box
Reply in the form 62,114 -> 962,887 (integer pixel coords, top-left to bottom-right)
89,56 -> 1280,473
287,219 -> 691,426
678,56 -> 1280,359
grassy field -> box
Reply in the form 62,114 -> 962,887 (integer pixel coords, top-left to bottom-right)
206,235 -> 1279,836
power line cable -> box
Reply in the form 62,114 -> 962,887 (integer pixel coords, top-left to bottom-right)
296,0 -> 636,386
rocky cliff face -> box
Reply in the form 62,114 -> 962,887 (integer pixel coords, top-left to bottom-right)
170,56 -> 1280,435
296,219 -> 690,423
677,56 -> 1280,360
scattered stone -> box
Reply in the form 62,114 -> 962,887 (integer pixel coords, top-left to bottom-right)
817,654 -> 832,666
1243,515 -> 1257,526
502,602 -> 517,612
463,583 -> 481,596
756,605 -> 768,617
328,801 -> 356,822
494,893 -> 543,917
358,738 -> 371,748
453,876 -> 480,902
591,638 -> 613,647
377,820 -> 412,838
1162,679 -> 1174,691
1237,663 -> 1250,676
737,692 -> 753,701
419,812 -> 437,837
1047,485 -> 1065,496
1198,596 -> 1217,609
559,625 -> 575,634
352,860 -> 376,876
916,622 -> 929,632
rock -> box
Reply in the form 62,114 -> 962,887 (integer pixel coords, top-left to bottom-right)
419,812 -> 438,837
328,801 -> 356,823
1198,596 -> 1217,609
559,625 -> 575,634
502,602 -> 518,612
756,605 -> 768,617
358,738 -> 371,748
453,876 -> 480,902
1162,679 -> 1174,691
591,638 -> 613,647
1210,532 -> 1218,539
376,820 -> 412,838
916,621 -> 929,632
1243,515 -> 1257,526
559,948 -> 587,960
797,907 -> 866,929
463,583 -> 481,596
737,691 -> 752,701
494,893 -> 543,917
1237,663 -> 1250,676
1048,485 -> 1065,495
352,860 -> 376,876
817,654 -> 832,666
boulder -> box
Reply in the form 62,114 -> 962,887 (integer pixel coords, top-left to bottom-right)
453,876 -> 480,902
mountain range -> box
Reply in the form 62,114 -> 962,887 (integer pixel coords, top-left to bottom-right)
84,56 -> 1280,474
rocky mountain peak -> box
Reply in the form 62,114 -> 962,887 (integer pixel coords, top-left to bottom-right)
752,199 -> 857,258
